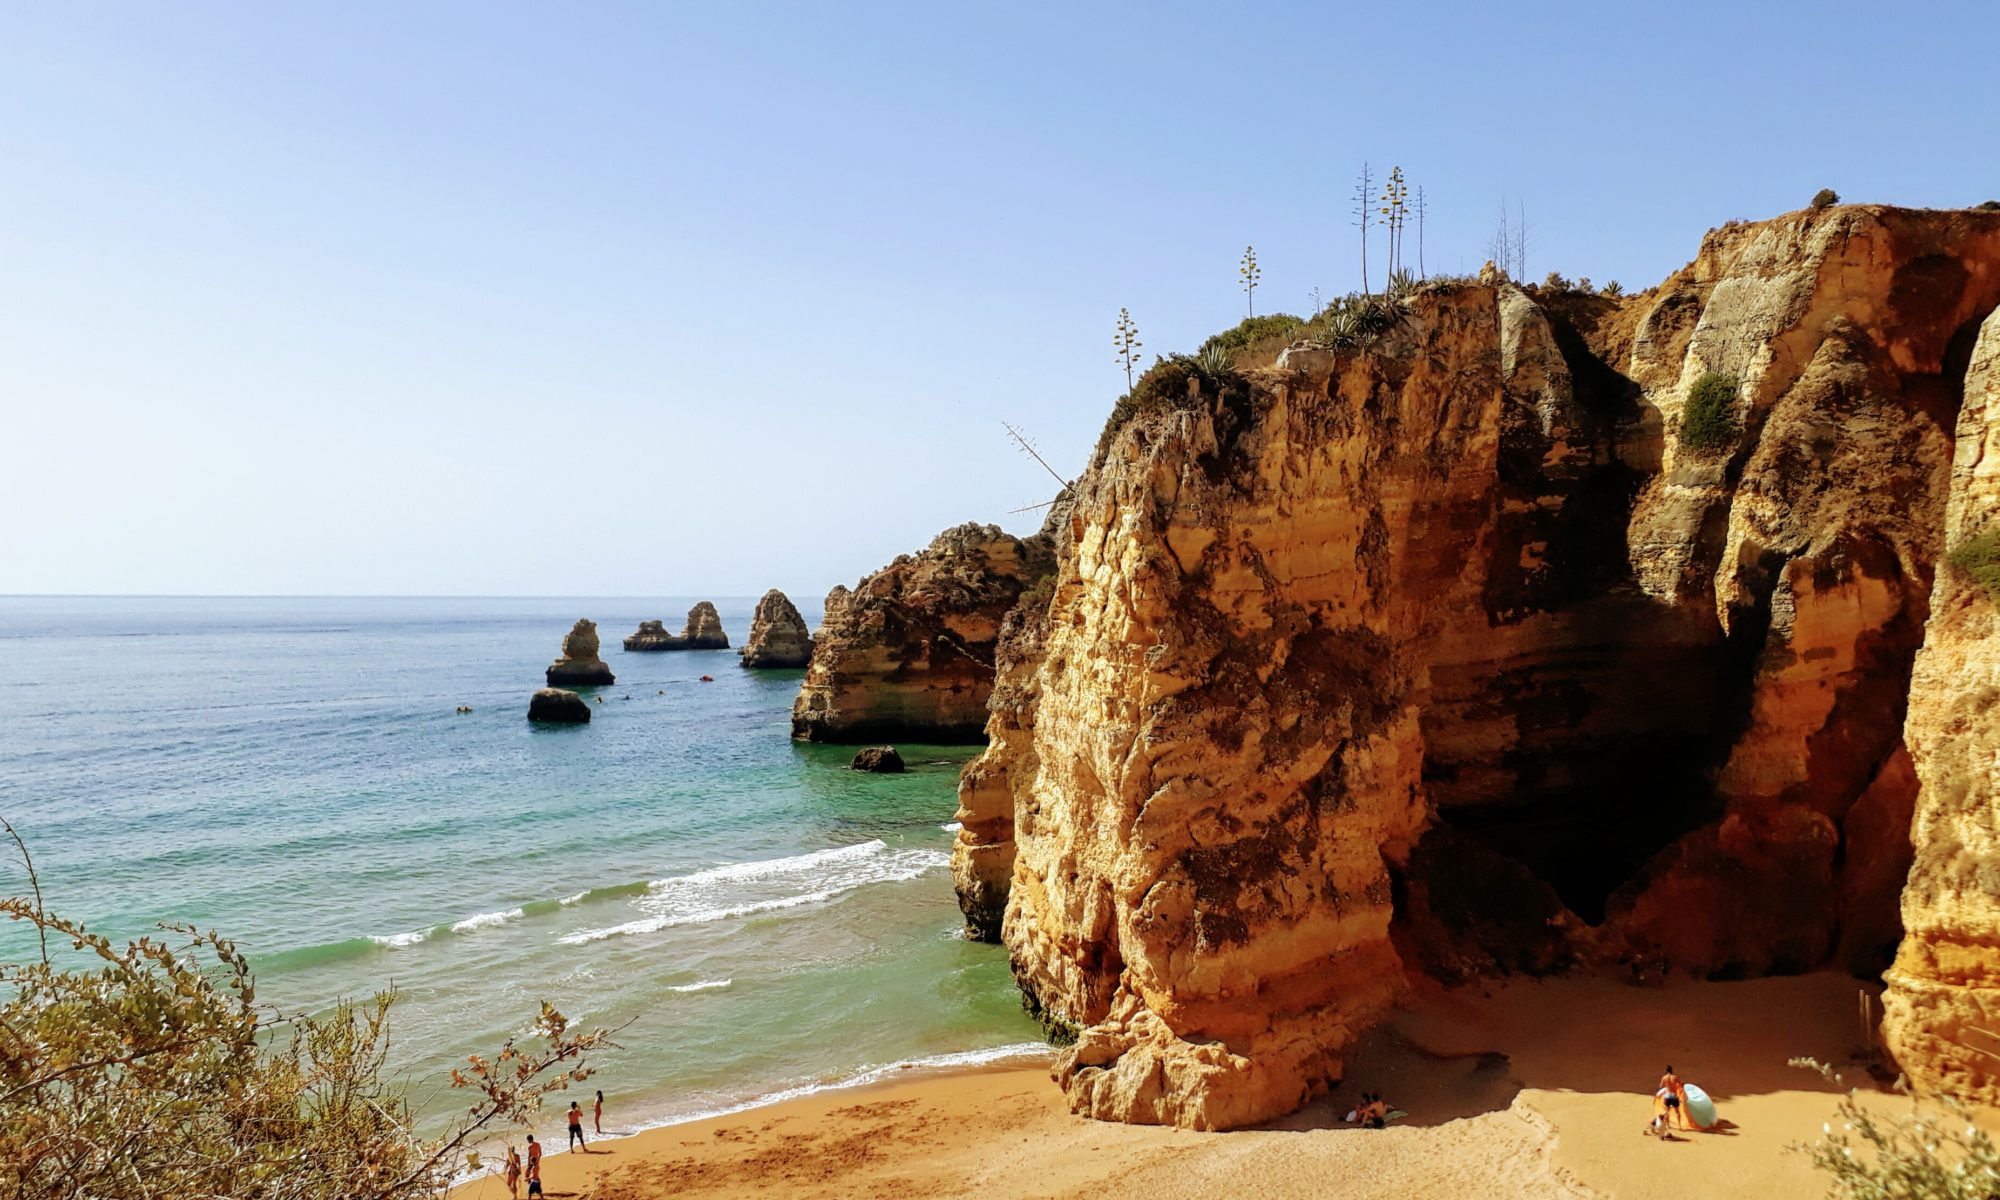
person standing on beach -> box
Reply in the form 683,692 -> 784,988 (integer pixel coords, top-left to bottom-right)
568,1099 -> 588,1151
525,1135 -> 543,1197
504,1145 -> 522,1199
594,1089 -> 604,1135
1659,1065 -> 1687,1129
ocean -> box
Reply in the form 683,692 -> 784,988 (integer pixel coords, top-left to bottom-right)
0,596 -> 1044,1139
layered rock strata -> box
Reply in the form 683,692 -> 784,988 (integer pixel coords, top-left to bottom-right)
740,590 -> 813,668
945,205 -> 2000,1128
1884,306 -> 2000,1101
623,602 -> 730,651
790,523 -> 1055,743
546,619 -> 615,686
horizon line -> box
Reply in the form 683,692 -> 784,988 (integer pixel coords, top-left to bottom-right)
0,592 -> 785,601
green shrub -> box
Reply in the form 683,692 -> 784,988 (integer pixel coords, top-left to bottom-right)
1791,1058 -> 2000,1199
1015,571 -> 1056,620
0,886 -> 613,1199
1948,529 -> 2000,604
1197,313 -> 1303,358
1811,187 -> 1840,209
1679,372 -> 1739,451
1131,355 -> 1199,408
1978,200 -> 2000,212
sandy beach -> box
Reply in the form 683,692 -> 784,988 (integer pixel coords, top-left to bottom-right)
452,970 -> 1894,1199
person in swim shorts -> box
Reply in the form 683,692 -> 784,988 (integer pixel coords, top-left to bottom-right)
1659,1065 -> 1687,1129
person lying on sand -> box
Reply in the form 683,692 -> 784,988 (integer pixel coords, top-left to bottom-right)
1343,1091 -> 1393,1129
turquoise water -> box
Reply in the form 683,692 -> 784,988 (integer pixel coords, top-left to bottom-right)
0,597 -> 1042,1134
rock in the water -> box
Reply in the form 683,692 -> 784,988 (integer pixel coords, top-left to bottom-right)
849,746 -> 905,773
527,688 -> 591,724
624,602 -> 731,651
546,620 -> 615,686
740,589 -> 813,668
791,523 -> 1055,743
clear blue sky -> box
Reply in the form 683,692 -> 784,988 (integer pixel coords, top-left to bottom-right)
4,1 -> 1993,596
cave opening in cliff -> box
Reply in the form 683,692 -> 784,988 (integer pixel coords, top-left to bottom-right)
1433,755 -> 1724,926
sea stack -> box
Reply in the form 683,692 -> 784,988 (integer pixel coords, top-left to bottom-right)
624,602 -> 730,651
527,688 -> 591,724
791,523 -> 1055,743
545,619 -> 615,686
740,589 -> 813,668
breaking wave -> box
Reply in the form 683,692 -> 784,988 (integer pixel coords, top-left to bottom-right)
557,840 -> 948,946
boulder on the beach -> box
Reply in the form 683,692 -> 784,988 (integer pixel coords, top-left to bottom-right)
527,688 -> 591,724
547,619 -> 615,686
741,589 -> 814,669
849,746 -> 905,773
624,602 -> 731,651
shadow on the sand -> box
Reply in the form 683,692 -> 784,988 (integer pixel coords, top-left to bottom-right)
1262,973 -> 1865,1135
1264,1024 -> 1523,1132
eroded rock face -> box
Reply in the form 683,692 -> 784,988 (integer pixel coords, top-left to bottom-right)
949,206 -> 2000,1128
624,603 -> 730,651
1885,305 -> 2000,1102
790,524 -> 1055,743
547,619 -> 615,686
952,599 -> 1049,941
1597,208 -> 2000,976
1003,287 -> 1512,1129
740,590 -> 813,668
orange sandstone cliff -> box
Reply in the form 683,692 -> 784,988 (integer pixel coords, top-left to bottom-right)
939,205 -> 2000,1127
1884,304 -> 2000,1102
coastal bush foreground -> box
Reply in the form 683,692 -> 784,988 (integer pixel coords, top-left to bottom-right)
1,827 -> 613,1200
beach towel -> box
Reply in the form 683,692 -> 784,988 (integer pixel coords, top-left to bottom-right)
1682,1083 -> 1717,1129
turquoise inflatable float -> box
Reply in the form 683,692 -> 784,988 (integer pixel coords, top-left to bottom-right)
1682,1083 -> 1717,1129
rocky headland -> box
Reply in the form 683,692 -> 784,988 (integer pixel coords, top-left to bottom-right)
740,589 -> 813,668
546,619 -> 615,686
899,205 -> 2000,1127
790,523 -> 1055,743
624,602 -> 730,651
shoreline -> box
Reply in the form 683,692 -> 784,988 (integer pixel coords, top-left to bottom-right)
452,970 -> 1890,1199
448,1039 -> 1055,1182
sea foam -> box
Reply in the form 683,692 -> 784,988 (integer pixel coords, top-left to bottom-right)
557,840 -> 948,946
449,906 -> 526,933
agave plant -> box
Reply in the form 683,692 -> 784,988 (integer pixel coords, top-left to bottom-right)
1194,342 -> 1236,379
1320,305 -> 1363,347
1386,267 -> 1419,302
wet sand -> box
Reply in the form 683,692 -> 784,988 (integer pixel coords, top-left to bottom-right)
452,971 -> 1890,1199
